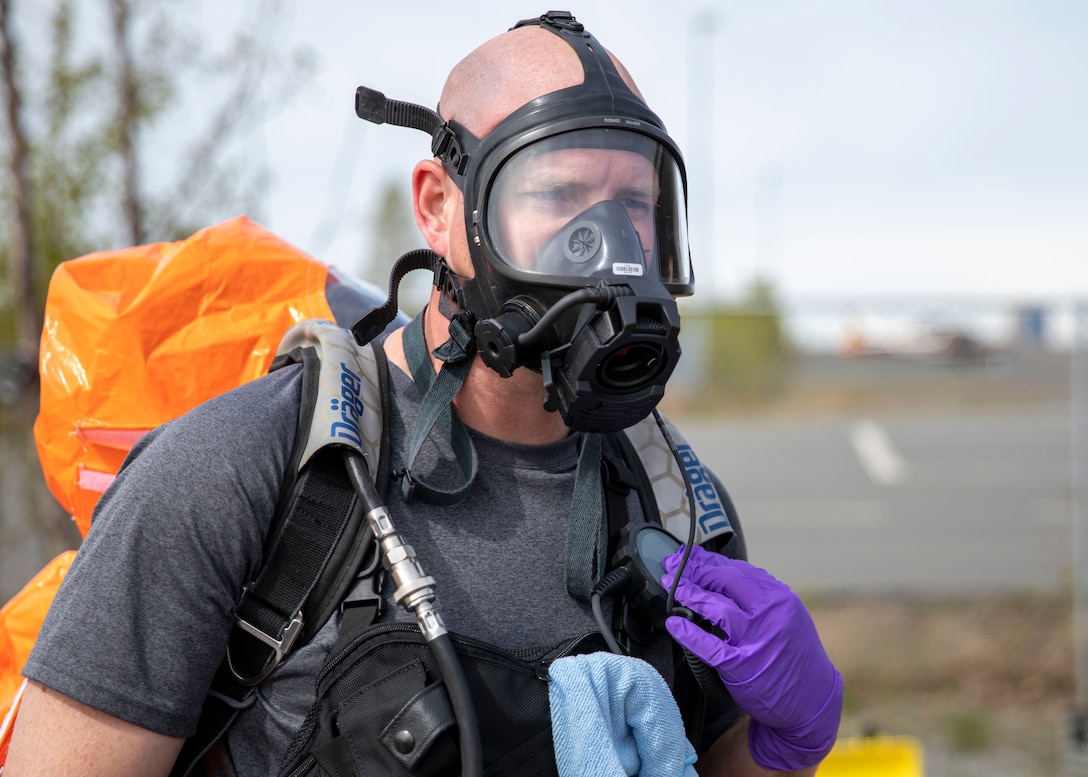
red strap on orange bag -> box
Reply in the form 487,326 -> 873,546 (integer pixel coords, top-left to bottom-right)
33,215 -> 335,537
0,218 -> 336,764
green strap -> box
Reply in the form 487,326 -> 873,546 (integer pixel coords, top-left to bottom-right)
399,310 -> 478,505
565,431 -> 606,600
401,310 -> 605,598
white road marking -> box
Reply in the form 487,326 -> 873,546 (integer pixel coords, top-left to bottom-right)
849,419 -> 908,486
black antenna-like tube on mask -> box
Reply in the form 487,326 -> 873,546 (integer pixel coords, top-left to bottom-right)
355,86 -> 443,135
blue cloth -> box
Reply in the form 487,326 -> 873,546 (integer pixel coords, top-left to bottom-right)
549,652 -> 699,777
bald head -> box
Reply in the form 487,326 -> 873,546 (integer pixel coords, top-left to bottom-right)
439,25 -> 644,139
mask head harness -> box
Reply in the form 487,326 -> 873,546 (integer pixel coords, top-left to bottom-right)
353,11 -> 693,434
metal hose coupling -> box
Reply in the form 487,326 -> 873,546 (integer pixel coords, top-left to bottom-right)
342,447 -> 447,642
365,504 -> 446,642
342,447 -> 482,777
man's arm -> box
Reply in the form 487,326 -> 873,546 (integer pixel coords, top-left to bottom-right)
697,717 -> 819,777
4,680 -> 184,777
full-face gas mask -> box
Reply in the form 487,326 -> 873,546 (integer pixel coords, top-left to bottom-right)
353,11 -> 693,434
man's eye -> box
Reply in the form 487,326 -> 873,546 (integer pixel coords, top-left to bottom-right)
529,186 -> 580,204
623,197 -> 653,212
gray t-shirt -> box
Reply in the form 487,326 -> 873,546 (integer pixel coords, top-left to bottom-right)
24,355 -> 742,775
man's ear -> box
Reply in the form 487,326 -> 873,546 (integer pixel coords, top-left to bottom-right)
413,159 -> 474,277
413,159 -> 453,258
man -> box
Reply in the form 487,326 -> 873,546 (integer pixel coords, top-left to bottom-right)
6,13 -> 840,776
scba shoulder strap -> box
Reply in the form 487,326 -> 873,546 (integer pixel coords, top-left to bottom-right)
622,414 -> 735,546
174,319 -> 735,775
172,321 -> 392,776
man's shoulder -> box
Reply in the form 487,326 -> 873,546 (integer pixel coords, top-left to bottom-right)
182,361 -> 306,424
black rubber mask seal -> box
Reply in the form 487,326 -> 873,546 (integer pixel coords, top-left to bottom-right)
430,11 -> 692,325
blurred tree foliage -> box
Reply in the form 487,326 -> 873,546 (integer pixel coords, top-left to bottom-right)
364,177 -> 417,284
0,0 -> 313,375
680,277 -> 795,409
363,177 -> 429,314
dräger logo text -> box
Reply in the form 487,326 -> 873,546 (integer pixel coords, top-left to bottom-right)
329,362 -> 364,446
676,443 -> 731,535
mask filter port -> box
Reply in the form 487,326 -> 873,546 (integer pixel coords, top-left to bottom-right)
591,301 -> 675,394
544,287 -> 682,432
598,341 -> 666,392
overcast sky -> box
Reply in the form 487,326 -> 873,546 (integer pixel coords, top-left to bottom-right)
196,1 -> 1087,304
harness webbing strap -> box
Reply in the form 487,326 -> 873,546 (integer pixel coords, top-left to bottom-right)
170,685 -> 244,777
227,451 -> 357,684
398,310 -> 478,505
401,309 -> 610,598
170,449 -> 359,777
565,432 -> 606,600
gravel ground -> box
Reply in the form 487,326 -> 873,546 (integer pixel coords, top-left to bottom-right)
808,591 -> 1074,777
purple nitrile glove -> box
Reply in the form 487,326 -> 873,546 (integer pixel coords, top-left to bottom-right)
661,545 -> 843,772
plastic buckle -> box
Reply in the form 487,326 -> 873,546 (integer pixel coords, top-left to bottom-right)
227,596 -> 304,686
514,11 -> 584,34
334,540 -> 385,635
397,467 -> 417,503
542,10 -> 583,32
430,123 -> 455,159
342,542 -> 384,611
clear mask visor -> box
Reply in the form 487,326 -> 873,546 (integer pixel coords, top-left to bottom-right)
484,128 -> 692,292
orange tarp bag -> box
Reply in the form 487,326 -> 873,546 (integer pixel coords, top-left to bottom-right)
0,552 -> 75,763
0,215 -> 340,759
35,215 -> 337,537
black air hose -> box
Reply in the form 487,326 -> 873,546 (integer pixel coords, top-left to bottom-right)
342,448 -> 484,777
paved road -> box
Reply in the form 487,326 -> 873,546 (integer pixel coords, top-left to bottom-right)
680,401 -> 1075,593
2,397 -> 1076,599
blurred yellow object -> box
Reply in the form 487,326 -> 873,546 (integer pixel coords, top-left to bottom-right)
816,735 -> 925,777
